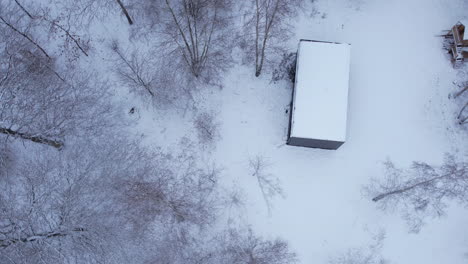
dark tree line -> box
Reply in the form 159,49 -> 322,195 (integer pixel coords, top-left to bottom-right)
113,0 -> 306,89
0,0 -> 300,263
0,136 -> 297,263
0,1 -> 111,149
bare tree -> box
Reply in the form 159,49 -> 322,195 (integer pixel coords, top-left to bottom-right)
328,230 -> 387,264
143,224 -> 298,264
137,0 -> 234,83
111,41 -> 156,97
0,140 -> 128,263
0,49 -> 113,148
0,135 -> 225,263
249,155 -> 284,214
0,121 -> 296,264
52,0 -> 134,26
1,0 -> 91,61
0,2 -> 301,263
115,0 -> 134,25
111,138 -> 229,263
0,127 -> 63,149
221,227 -> 298,264
111,41 -> 194,109
0,2 -> 51,59
364,154 -> 468,232
457,101 -> 468,125
117,143 -> 222,234
451,81 -> 468,99
0,0 -> 114,149
0,12 -> 114,148
15,0 -> 90,57
242,0 -> 304,77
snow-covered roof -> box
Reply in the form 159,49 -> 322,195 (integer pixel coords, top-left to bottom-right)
290,40 -> 351,143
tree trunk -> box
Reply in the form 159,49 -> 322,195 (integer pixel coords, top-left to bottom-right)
457,101 -> 468,124
115,0 -> 134,25
46,19 -> 89,56
454,86 -> 468,98
0,228 -> 85,248
14,0 -> 34,19
255,68 -> 261,77
112,46 -> 155,97
0,16 -> 51,59
0,127 -> 63,149
256,34 -> 268,77
13,1 -> 89,57
254,0 -> 260,77
372,187 -> 412,202
459,114 -> 468,125
372,174 -> 450,202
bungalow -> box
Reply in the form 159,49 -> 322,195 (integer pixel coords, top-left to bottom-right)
287,39 -> 351,150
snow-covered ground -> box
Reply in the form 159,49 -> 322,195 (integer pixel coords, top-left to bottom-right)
129,0 -> 468,263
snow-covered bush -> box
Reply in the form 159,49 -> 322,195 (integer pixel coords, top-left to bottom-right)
193,111 -> 221,147
328,230 -> 387,264
249,155 -> 284,214
221,227 -> 298,264
272,52 -> 297,83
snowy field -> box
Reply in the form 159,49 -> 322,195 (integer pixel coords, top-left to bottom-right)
130,0 -> 468,263
0,0 -> 460,264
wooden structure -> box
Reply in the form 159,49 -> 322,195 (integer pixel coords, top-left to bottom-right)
443,20 -> 468,65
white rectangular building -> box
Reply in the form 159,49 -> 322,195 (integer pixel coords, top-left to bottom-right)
287,40 -> 351,150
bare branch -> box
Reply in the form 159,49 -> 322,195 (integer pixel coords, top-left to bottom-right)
0,15 -> 51,59
244,0 -> 303,76
249,155 -> 284,214
111,42 -> 155,97
453,85 -> 468,98
43,17 -> 89,56
13,0 -> 34,19
0,228 -> 85,249
193,111 -> 220,147
140,0 -> 233,82
364,154 -> 468,232
0,127 -> 63,149
115,0 -> 134,25
222,227 -> 298,264
457,101 -> 468,125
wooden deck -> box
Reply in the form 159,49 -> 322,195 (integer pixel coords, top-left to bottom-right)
452,26 -> 467,45
444,22 -> 468,65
